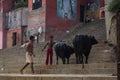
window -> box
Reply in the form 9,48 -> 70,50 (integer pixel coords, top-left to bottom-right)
32,0 -> 42,10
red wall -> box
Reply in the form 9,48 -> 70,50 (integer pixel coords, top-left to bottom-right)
42,0 -> 46,5
46,0 -> 75,38
100,0 -> 104,7
46,0 -> 91,38
28,0 -> 46,11
28,0 -> 32,10
3,0 -> 13,13
0,2 -> 2,11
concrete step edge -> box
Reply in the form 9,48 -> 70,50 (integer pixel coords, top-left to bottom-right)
0,74 -> 117,78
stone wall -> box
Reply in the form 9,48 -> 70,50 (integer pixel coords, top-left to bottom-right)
105,0 -> 117,45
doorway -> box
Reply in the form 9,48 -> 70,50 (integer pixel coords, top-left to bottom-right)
80,5 -> 85,22
12,32 -> 17,46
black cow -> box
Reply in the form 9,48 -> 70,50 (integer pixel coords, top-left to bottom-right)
54,42 -> 74,64
73,35 -> 98,64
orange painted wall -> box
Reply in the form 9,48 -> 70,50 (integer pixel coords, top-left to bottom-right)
7,28 -> 22,48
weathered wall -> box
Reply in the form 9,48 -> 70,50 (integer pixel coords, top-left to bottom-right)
0,0 -> 14,49
6,28 -> 22,48
22,8 -> 28,26
0,0 -> 12,49
105,0 -> 117,45
28,0 -> 46,41
5,8 -> 28,48
6,8 -> 28,29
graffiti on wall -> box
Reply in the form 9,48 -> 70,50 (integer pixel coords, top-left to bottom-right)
86,0 -> 100,19
57,0 -> 77,20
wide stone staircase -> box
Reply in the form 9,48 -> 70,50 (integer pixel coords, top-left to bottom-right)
0,20 -> 117,80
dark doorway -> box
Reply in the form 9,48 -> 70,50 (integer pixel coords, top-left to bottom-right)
12,32 -> 17,46
80,5 -> 85,22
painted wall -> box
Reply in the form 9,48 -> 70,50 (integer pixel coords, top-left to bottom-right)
57,0 -> 77,20
86,0 -> 100,19
46,0 -> 71,38
46,0 -> 91,39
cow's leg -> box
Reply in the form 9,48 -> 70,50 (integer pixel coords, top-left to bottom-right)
56,55 -> 58,64
84,50 -> 90,64
62,58 -> 65,64
76,57 -> 78,64
85,56 -> 88,64
79,54 -> 83,64
67,58 -> 69,64
75,53 -> 79,64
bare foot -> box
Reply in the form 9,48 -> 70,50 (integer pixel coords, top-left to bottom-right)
20,70 -> 23,74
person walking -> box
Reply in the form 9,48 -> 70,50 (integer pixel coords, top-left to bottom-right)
20,36 -> 35,74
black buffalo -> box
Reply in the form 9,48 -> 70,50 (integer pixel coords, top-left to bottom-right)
73,35 -> 98,64
54,42 -> 74,64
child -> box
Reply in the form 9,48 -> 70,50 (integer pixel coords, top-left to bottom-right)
20,36 -> 35,74
42,35 -> 55,65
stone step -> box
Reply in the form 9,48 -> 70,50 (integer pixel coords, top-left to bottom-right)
1,63 -> 116,74
3,63 -> 117,69
5,68 -> 117,74
0,50 -> 116,65
0,74 -> 117,80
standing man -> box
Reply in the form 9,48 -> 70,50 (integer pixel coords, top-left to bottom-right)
42,35 -> 55,65
20,36 -> 35,74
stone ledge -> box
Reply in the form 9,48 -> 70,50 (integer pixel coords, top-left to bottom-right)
0,74 -> 117,80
